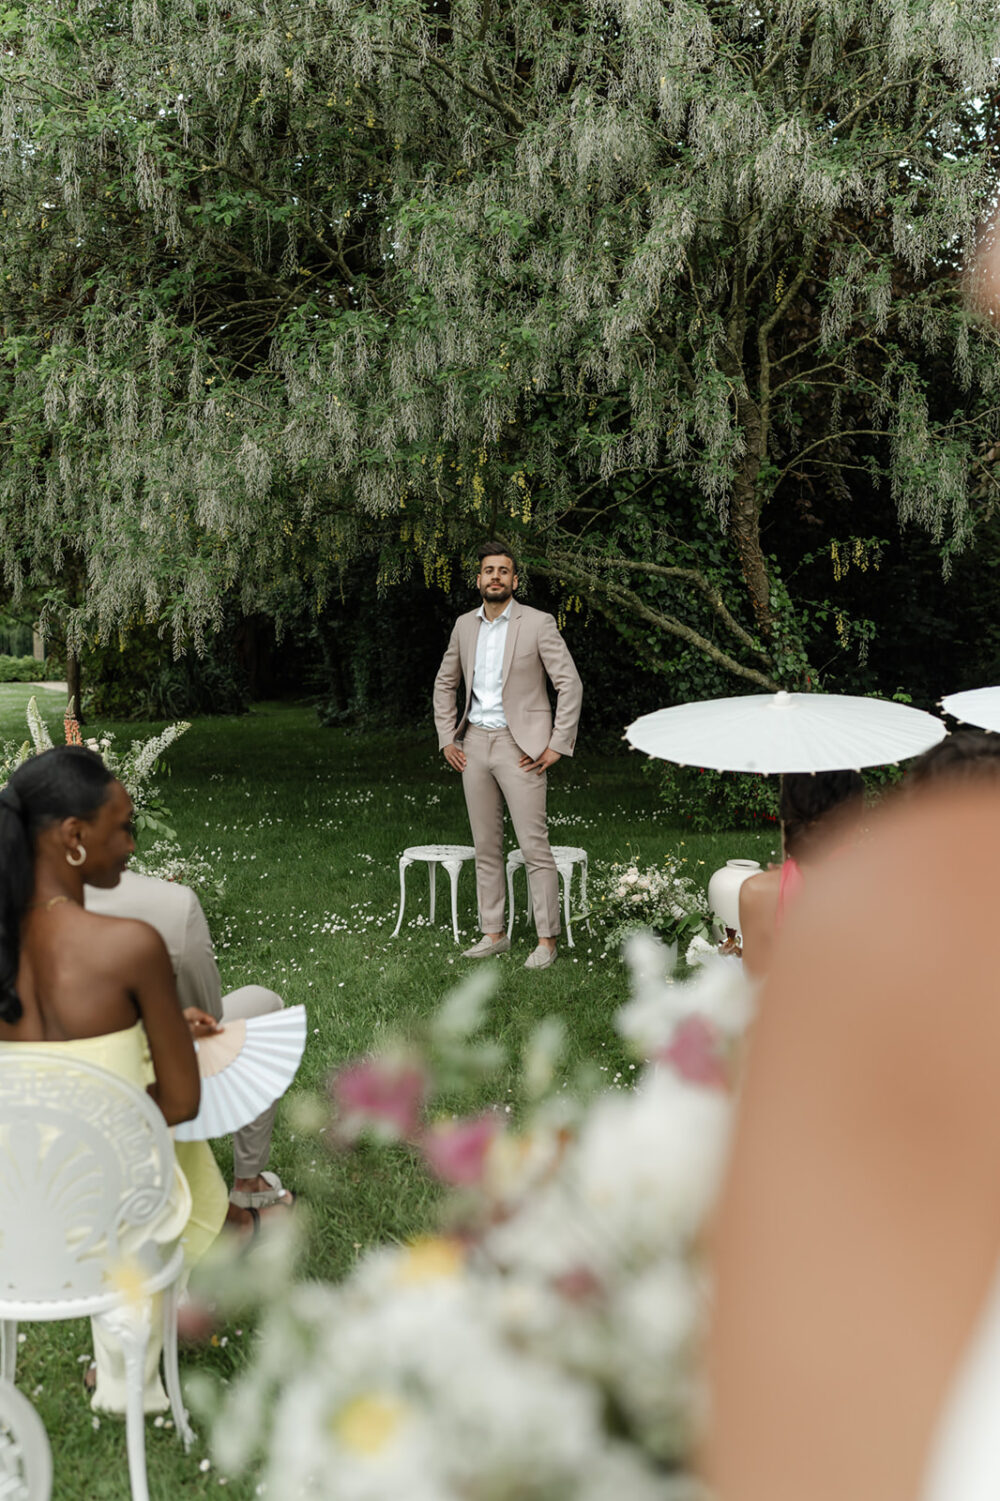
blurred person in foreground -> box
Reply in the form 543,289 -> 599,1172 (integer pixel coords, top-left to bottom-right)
738,769 -> 865,978
706,780 -> 1000,1501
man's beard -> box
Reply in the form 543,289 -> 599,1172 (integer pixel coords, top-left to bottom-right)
480,582 -> 512,604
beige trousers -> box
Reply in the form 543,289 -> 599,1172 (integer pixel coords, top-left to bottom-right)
213,984 -> 284,1178
461,725 -> 560,938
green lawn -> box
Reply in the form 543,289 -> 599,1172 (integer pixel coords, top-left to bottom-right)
7,697 -> 776,1499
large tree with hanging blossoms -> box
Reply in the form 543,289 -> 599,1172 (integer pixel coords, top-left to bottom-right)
1,0 -> 1000,690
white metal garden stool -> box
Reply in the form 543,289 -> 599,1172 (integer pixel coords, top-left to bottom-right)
505,846 -> 589,949
392,845 -> 476,945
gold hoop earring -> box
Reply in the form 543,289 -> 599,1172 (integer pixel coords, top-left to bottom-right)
66,844 -> 86,868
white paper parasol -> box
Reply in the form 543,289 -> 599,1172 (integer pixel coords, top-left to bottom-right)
173,1004 -> 307,1142
625,690 -> 946,773
939,687 -> 1000,733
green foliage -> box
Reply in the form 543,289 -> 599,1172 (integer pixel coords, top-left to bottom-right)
651,758 -> 907,834
652,764 -> 782,834
0,616 -> 34,657
84,628 -> 249,719
0,654 -> 50,683
1,0 -> 1000,696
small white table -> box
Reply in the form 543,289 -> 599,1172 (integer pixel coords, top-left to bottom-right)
392,844 -> 476,944
506,845 -> 589,949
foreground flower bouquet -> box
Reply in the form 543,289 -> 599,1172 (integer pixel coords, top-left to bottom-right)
192,940 -> 753,1500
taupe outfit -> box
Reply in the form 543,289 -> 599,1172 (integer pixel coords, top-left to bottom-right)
433,599 -> 583,938
85,869 -> 283,1178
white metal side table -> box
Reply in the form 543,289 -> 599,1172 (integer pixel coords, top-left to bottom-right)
392,844 -> 476,944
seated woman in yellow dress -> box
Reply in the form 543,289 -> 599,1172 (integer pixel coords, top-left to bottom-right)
0,745 -> 228,1414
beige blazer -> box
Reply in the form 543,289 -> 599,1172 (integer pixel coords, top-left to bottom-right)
433,600 -> 583,761
85,870 -> 224,1019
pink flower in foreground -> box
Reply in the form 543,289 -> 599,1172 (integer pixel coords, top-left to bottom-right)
659,1015 -> 729,1090
176,1294 -> 217,1343
553,1266 -> 604,1303
330,1058 -> 428,1140
420,1112 -> 503,1186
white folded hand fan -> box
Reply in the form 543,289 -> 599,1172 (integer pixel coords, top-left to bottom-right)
173,1004 -> 307,1142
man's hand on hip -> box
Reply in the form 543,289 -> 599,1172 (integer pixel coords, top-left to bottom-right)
519,747 -> 561,775
443,743 -> 467,772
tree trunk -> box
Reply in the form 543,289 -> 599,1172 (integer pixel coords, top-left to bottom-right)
730,476 -> 773,636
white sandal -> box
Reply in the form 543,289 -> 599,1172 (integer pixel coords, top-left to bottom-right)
228,1170 -> 295,1211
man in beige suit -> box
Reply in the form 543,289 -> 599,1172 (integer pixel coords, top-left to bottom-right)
433,541 -> 583,969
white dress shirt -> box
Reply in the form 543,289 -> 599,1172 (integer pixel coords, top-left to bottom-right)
468,601 -> 511,728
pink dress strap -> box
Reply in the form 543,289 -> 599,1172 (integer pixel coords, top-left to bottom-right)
775,856 -> 804,929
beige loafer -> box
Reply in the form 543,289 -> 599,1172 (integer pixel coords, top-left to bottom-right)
462,934 -> 511,958
523,944 -> 557,970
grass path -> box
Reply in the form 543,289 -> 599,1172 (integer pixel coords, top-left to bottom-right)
6,697 -> 777,1499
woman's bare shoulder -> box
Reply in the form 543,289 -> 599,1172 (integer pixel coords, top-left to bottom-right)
740,869 -> 781,908
81,910 -> 169,964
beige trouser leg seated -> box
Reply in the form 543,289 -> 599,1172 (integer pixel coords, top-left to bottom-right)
219,985 -> 284,1178
462,726 -> 560,939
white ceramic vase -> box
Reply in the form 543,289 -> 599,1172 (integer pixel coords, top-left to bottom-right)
707,859 -> 762,937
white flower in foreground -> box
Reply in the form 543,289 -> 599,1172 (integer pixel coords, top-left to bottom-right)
576,1444 -> 699,1501
486,1070 -> 729,1284
217,1247 -> 618,1501
608,1260 -> 703,1457
206,934 -> 750,1497
573,1070 -> 729,1253
617,932 -> 753,1055
685,934 -> 716,967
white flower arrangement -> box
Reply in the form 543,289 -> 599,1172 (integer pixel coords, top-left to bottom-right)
591,856 -> 711,958
194,942 -> 750,1500
128,840 -> 225,911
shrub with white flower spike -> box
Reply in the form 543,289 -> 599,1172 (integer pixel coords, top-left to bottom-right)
2,701 -> 193,860
117,720 -> 191,798
25,695 -> 53,753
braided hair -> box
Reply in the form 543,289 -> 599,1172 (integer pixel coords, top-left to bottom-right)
0,746 -> 114,1023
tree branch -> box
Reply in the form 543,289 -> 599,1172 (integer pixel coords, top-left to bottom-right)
772,427 -> 894,490
530,559 -> 779,690
548,551 -> 772,662
389,39 -> 526,130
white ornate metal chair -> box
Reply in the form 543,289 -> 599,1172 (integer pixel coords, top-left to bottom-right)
0,1381 -> 52,1500
0,1051 -> 193,1501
